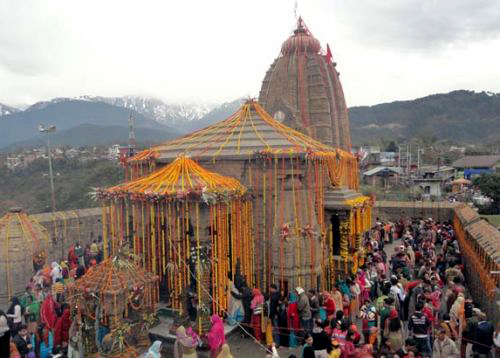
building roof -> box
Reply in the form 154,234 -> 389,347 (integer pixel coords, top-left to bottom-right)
451,178 -> 471,185
144,100 -> 355,162
452,155 -> 500,168
362,166 -> 402,176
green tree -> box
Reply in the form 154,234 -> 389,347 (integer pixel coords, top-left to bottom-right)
473,173 -> 500,213
385,141 -> 397,152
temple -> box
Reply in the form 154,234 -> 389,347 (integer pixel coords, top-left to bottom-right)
95,17 -> 371,345
107,85 -> 369,334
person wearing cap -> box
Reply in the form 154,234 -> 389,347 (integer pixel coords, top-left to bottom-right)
432,327 -> 459,358
296,287 -> 312,336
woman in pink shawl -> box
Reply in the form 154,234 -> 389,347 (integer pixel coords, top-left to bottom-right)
250,288 -> 264,342
207,315 -> 225,358
174,325 -> 197,358
357,270 -> 370,304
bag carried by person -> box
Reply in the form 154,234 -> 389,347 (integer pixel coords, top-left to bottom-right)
319,307 -> 327,321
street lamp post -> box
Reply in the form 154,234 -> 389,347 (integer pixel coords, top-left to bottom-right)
39,124 -> 63,259
39,125 -> 57,214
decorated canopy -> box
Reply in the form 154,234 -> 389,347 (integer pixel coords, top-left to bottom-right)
101,155 -> 247,202
99,155 -> 254,327
68,252 -> 158,357
76,257 -> 157,297
128,100 -> 359,190
152,100 -> 352,160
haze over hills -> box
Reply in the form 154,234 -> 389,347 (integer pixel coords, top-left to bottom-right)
1,90 -> 499,151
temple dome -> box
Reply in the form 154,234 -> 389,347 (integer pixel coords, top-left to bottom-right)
281,17 -> 321,55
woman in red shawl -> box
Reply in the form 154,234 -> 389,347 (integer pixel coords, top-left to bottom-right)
321,291 -> 336,320
250,288 -> 264,342
286,293 -> 300,347
40,294 -> 58,330
207,314 -> 225,358
67,246 -> 78,270
54,306 -> 71,347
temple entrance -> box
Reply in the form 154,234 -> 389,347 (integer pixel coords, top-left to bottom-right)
331,214 -> 341,256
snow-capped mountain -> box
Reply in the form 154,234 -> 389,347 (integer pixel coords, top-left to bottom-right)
0,103 -> 20,116
26,96 -> 214,124
90,96 -> 214,123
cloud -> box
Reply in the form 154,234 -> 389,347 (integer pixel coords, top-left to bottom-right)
333,0 -> 500,51
0,0 -> 499,107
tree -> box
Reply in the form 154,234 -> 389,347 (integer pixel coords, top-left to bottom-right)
385,141 -> 397,152
473,173 -> 500,213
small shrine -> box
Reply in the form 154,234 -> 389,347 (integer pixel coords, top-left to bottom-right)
67,249 -> 159,357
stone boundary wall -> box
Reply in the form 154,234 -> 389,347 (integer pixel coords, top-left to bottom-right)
373,200 -> 457,223
30,208 -> 102,263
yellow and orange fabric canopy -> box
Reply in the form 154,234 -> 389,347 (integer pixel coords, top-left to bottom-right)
102,156 -> 246,201
130,100 -> 357,161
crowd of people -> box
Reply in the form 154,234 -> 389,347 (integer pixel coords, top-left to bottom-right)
214,217 -> 499,358
0,240 -> 104,358
2,216 -> 500,358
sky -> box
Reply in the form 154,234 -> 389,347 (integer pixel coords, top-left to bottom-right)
1,0 -> 500,108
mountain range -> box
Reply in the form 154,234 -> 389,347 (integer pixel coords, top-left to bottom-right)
25,96 -> 214,124
0,103 -> 19,116
1,90 -> 499,151
349,90 -> 500,145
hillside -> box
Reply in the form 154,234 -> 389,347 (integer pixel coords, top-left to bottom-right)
0,100 -> 175,149
0,158 -> 123,216
5,123 -> 178,150
349,90 -> 500,144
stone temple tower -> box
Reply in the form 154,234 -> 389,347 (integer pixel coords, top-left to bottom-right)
259,17 -> 352,151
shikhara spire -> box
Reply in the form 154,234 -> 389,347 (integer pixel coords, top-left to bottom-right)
259,18 -> 352,150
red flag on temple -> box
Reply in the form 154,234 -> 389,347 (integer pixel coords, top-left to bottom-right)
326,43 -> 333,63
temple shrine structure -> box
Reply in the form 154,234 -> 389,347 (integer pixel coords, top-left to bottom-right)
98,17 -> 372,332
